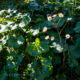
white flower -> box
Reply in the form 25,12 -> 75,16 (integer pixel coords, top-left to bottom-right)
47,16 -> 52,21
67,17 -> 72,21
65,34 -> 71,39
50,42 -> 56,48
45,35 -> 50,40
51,42 -> 63,52
32,29 -> 39,36
29,29 -> 39,36
58,13 -> 64,18
43,27 -> 48,32
51,36 -> 55,41
56,44 -> 63,53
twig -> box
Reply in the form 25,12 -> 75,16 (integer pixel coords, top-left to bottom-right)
56,19 -> 62,43
60,22 -> 67,35
55,18 -> 66,67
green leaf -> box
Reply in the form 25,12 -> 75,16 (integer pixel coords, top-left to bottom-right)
34,20 -> 56,30
26,42 -> 39,56
8,35 -> 24,48
47,31 -> 59,40
70,39 -> 80,58
74,22 -> 80,33
67,55 -> 78,68
22,16 -> 31,24
57,18 -> 66,27
26,41 -> 49,56
0,68 -> 7,80
39,41 -> 49,53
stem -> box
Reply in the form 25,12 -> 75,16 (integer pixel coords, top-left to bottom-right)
56,18 -> 66,67
56,19 -> 62,43
62,44 -> 65,67
60,22 -> 67,35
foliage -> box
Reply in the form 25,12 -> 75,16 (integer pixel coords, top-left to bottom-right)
0,0 -> 80,80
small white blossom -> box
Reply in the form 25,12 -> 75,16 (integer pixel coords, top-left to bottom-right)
51,36 -> 55,41
47,14 -> 52,21
47,16 -> 52,21
56,44 -> 63,53
67,17 -> 72,21
29,29 -> 39,36
65,34 -> 71,39
58,13 -> 64,18
45,35 -> 50,40
32,29 -> 39,36
43,27 -> 48,32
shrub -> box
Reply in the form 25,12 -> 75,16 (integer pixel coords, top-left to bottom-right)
0,1 -> 80,80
